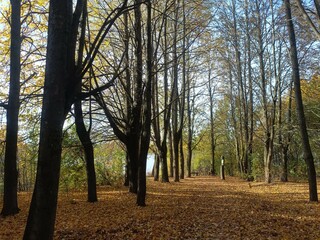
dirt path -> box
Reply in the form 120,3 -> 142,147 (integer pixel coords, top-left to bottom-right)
1,176 -> 320,239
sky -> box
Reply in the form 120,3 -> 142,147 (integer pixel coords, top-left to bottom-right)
146,154 -> 154,174
0,1 -> 7,8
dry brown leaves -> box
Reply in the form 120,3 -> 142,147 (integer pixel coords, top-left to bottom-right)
1,176 -> 320,239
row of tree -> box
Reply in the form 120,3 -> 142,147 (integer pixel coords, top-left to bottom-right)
206,0 -> 319,200
0,0 -> 319,238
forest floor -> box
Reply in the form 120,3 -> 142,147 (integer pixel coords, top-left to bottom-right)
1,176 -> 320,239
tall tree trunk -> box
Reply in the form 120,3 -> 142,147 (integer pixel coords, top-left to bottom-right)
208,66 -> 215,176
160,2 -> 170,183
153,154 -> 160,181
281,82 -> 293,182
187,88 -> 193,178
137,0 -> 152,206
179,136 -> 185,179
152,0 -> 170,183
124,153 -> 129,186
151,61 -> 160,182
228,60 -> 241,175
179,0 -> 187,180
74,0 -> 97,203
23,0 -> 73,238
127,140 -> 138,193
172,0 -> 180,182
232,0 -> 248,175
1,0 -> 21,217
74,100 -> 97,202
255,0 -> 272,183
127,0 -> 144,194
160,143 -> 170,182
186,7 -> 193,178
284,0 -> 318,201
169,125 -> 174,177
123,10 -> 131,187
246,0 -> 254,177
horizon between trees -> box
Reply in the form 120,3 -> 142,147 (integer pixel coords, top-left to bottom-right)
0,0 -> 320,238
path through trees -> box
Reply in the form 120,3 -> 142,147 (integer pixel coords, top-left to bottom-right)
1,176 -> 320,239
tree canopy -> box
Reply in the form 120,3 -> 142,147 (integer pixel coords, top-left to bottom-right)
0,0 -> 320,238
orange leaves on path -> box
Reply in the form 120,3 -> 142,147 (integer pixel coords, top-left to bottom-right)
1,176 -> 320,239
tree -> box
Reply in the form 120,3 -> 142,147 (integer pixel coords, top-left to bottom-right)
214,0 -> 251,178
207,62 -> 216,176
23,0 -> 74,237
74,83 -> 98,203
74,0 -> 97,203
1,0 -> 21,217
244,0 -> 254,178
137,0 -> 153,206
280,81 -> 293,182
296,0 -> 320,39
151,0 -> 170,183
88,0 -> 154,205
172,0 -> 181,182
284,0 -> 318,202
24,0 -> 130,237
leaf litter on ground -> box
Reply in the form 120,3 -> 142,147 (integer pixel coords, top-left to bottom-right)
1,176 -> 320,239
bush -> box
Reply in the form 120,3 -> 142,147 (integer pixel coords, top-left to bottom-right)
95,142 -> 125,187
251,153 -> 264,181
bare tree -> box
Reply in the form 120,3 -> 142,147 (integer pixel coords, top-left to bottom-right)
284,0 -> 318,202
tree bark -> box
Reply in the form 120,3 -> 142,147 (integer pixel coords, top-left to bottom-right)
232,0 -> 248,175
137,0 -> 153,206
172,0 -> 180,182
208,67 -> 215,176
1,0 -> 21,217
23,0 -> 73,238
179,136 -> 185,179
169,125 -> 174,177
254,0 -> 272,183
281,82 -> 293,182
74,100 -> 97,202
284,0 -> 318,202
160,143 -> 170,182
153,154 -> 160,181
123,10 -> 131,187
127,0 -> 144,194
74,0 -> 97,203
245,0 -> 254,177
160,2 -> 170,183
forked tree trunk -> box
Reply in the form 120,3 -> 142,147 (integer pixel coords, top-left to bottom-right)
74,100 -> 97,202
74,0 -> 97,203
128,0 -> 144,195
